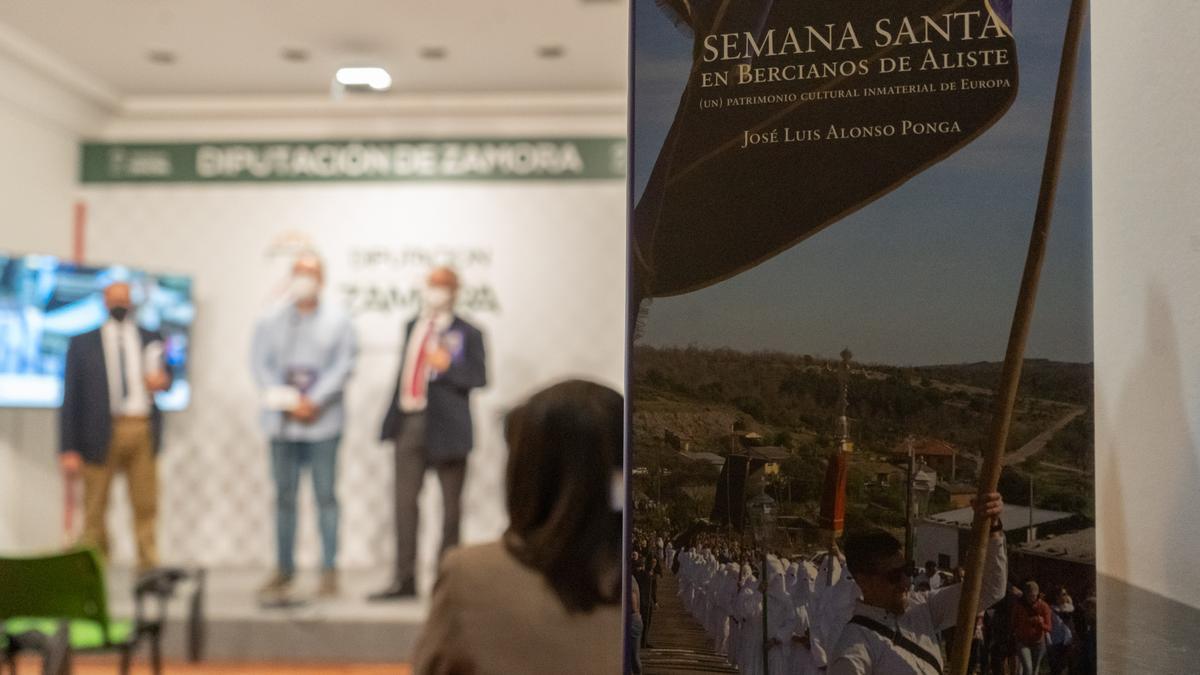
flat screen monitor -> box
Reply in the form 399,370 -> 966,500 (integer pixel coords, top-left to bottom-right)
0,253 -> 193,410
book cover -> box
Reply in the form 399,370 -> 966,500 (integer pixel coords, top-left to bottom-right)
628,2 -> 1092,673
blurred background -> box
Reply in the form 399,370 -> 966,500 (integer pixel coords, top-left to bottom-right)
0,1 -> 628,673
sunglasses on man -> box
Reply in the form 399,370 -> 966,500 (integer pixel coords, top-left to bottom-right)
871,561 -> 915,585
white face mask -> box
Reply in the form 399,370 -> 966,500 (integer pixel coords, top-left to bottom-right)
290,274 -> 320,302
423,285 -> 453,311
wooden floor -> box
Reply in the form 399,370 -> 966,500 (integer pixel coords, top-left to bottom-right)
13,657 -> 410,674
640,573 -> 737,674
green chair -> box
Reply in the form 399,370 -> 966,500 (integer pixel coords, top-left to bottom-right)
0,548 -> 205,675
0,619 -> 70,675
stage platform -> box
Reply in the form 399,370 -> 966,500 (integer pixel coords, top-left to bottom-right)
106,567 -> 427,664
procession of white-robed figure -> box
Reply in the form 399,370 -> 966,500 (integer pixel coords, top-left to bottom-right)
669,493 -> 1005,675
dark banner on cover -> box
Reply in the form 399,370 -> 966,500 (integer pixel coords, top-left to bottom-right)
634,0 -> 1019,297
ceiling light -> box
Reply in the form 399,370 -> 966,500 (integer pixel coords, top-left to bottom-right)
334,67 -> 392,91
147,49 -> 176,65
282,48 -> 310,63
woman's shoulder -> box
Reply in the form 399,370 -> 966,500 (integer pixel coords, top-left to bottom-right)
431,543 -> 622,675
440,541 -> 549,597
443,541 -> 522,577
441,541 -> 622,625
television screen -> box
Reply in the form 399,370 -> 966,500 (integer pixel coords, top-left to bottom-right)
0,253 -> 194,410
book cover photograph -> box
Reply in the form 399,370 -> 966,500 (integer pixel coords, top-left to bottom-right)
627,1 -> 1093,674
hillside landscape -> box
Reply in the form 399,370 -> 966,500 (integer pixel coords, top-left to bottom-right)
632,345 -> 1095,544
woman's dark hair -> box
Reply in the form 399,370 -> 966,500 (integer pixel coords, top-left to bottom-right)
502,379 -> 623,613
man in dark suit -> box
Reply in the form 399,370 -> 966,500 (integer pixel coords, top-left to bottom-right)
59,280 -> 171,573
370,266 -> 486,600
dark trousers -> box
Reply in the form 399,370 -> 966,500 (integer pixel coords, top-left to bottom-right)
393,413 -> 466,583
1048,643 -> 1070,674
969,637 -> 985,674
640,598 -> 654,646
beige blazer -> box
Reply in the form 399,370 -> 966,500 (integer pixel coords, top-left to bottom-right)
412,541 -> 623,674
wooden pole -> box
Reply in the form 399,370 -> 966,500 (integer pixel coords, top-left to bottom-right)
1029,475 -> 1035,544
905,437 -> 915,563
947,1 -> 1088,673
761,547 -> 769,673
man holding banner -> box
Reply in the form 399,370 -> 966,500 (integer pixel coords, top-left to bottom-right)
828,493 -> 1006,675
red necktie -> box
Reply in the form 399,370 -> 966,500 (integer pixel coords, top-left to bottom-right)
408,320 -> 436,399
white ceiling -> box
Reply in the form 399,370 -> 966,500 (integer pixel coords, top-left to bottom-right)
0,0 -> 629,99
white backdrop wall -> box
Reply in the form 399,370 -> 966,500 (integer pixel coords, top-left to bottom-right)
0,44 -> 106,553
67,179 -> 626,583
1093,0 -> 1200,610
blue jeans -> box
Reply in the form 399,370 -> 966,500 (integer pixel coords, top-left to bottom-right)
271,437 -> 340,575
1018,641 -> 1046,675
628,613 -> 644,674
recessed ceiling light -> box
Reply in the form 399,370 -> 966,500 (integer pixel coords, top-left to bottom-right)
537,45 -> 566,59
334,66 -> 392,91
419,46 -> 448,60
282,47 -> 310,63
147,49 -> 176,65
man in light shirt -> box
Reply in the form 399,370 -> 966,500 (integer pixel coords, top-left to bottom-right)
251,253 -> 357,599
370,266 -> 487,601
829,493 -> 1007,675
59,280 -> 172,573
916,560 -> 944,591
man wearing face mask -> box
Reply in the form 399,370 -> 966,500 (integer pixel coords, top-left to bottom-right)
60,279 -> 172,574
370,266 -> 487,601
251,253 -> 357,600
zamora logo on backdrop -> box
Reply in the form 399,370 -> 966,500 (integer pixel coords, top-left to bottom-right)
81,138 -> 627,182
341,283 -> 501,315
340,247 -> 500,315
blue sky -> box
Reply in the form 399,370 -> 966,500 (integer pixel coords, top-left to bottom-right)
634,1 -> 1093,366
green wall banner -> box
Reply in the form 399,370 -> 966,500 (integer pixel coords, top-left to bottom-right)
80,138 -> 627,183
